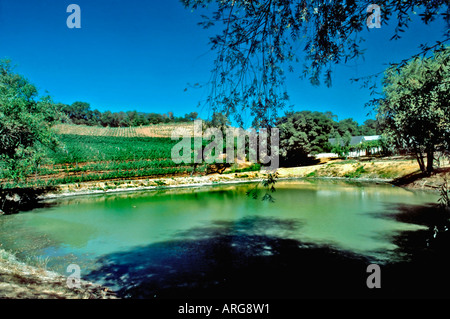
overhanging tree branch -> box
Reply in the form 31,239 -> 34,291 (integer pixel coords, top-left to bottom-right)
182,0 -> 449,127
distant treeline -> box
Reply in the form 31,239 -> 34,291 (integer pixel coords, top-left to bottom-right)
58,101 -> 379,136
57,101 -> 198,127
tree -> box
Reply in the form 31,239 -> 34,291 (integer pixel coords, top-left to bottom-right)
330,131 -> 352,158
207,111 -> 231,133
60,101 -> 105,126
376,46 -> 450,174
277,111 -> 335,165
0,59 -> 61,184
100,110 -> 114,127
89,109 -> 102,126
117,111 -> 130,127
60,104 -> 201,127
360,119 -> 379,136
335,118 -> 361,137
126,110 -> 139,126
185,112 -> 199,121
64,101 -> 91,125
136,113 -> 149,126
182,0 -> 449,128
147,113 -> 164,124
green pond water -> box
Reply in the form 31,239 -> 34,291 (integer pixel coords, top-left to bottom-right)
0,179 -> 441,298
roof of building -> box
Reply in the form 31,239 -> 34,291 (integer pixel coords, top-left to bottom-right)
328,135 -> 380,146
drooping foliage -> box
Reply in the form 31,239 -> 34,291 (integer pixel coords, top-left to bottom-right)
182,0 -> 449,127
376,46 -> 450,173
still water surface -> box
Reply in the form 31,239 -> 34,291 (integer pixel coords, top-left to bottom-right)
0,180 -> 440,297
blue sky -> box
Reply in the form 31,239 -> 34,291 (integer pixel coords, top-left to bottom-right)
0,0 -> 447,125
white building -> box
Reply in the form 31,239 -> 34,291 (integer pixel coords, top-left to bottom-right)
316,135 -> 382,158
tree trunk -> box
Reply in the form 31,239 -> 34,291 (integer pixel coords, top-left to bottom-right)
426,146 -> 435,175
415,150 -> 426,173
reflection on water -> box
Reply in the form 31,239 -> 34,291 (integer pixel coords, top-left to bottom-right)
0,179 -> 445,298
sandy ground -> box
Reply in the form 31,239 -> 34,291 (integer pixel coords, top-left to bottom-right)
1,156 -> 449,299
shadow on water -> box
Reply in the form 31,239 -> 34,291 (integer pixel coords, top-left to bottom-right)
84,203 -> 450,299
0,187 -> 59,214
370,202 -> 450,299
86,216 -> 375,299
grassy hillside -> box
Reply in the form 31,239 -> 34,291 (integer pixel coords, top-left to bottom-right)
53,123 -> 195,138
1,124 -> 259,188
4,123 -> 447,191
0,124 -> 197,188
3,135 -> 198,188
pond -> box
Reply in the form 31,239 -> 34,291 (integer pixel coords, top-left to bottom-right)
0,179 -> 447,299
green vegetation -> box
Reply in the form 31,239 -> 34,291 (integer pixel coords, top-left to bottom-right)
306,171 -> 317,178
224,163 -> 261,174
2,46 -> 447,193
277,111 -> 335,164
375,46 -> 450,174
0,133 -> 267,189
0,135 -> 199,188
49,135 -> 178,164
439,179 -> 450,209
0,59 -> 62,184
246,171 -> 279,202
58,101 -> 199,127
329,132 -> 352,158
154,180 -> 167,186
277,111 -> 381,166
344,165 -> 367,179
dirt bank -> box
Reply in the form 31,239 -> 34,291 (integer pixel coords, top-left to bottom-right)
37,157 -> 450,200
0,249 -> 116,299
